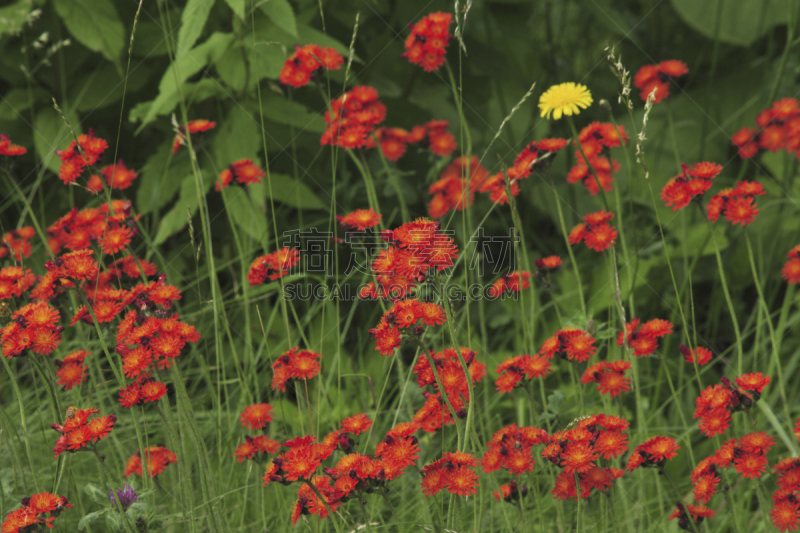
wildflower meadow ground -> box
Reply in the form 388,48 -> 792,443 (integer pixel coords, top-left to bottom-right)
1,0 -> 800,532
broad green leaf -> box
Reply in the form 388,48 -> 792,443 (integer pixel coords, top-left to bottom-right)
260,93 -> 325,133
78,510 -> 108,530
223,189 -> 268,241
132,32 -> 234,128
214,45 -> 248,92
154,173 -> 212,245
249,42 -> 286,81
223,0 -> 246,19
671,0 -> 791,46
53,0 -> 125,63
297,24 -> 350,56
0,88 -> 47,121
251,173 -> 327,211
33,107 -> 82,174
137,142 -> 195,215
260,0 -> 297,38
83,483 -> 108,504
105,511 -> 121,532
0,1 -> 33,37
177,0 -> 216,56
70,63 -> 153,113
212,105 -> 260,168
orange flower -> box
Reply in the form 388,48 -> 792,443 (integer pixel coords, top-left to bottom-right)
633,60 -> 688,103
172,119 -> 216,154
340,413 -> 373,435
338,208 -> 382,231
0,134 -> 27,156
403,12 -> 452,72
239,403 -> 274,430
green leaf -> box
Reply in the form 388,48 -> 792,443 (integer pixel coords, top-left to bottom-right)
105,511 -> 121,532
260,0 -> 297,38
0,88 -> 47,121
83,483 -> 108,504
178,0 -> 216,57
223,189 -> 267,241
670,0 -> 791,46
297,24 -> 350,56
53,0 -> 125,63
0,1 -> 33,37
249,42 -> 286,81
223,0 -> 246,19
154,173 -> 212,245
214,45 -> 248,92
137,142 -> 195,215
78,510 -> 108,530
131,32 -> 234,128
260,93 -> 325,133
70,63 -> 153,113
251,173 -> 327,211
33,107 -> 82,173
212,105 -> 261,168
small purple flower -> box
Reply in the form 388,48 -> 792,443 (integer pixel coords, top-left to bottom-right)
110,484 -> 138,511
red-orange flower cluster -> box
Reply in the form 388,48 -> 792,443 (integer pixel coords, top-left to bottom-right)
568,123 -> 627,194
172,119 -> 216,154
279,44 -> 343,88
337,208 -> 382,231
495,353 -> 552,393
489,270 -> 532,297
542,414 -> 628,500
771,457 -> 800,531
0,227 -> 35,261
370,218 -> 457,298
706,180 -> 765,226
87,160 -> 139,193
680,344 -> 713,366
403,12 -> 452,73
123,446 -> 177,477
0,134 -> 26,156
370,298 -> 446,356
321,86 -> 386,149
626,435 -> 680,472
1,301 -> 62,357
116,310 -> 200,408
1,492 -> 71,533
247,248 -> 301,286
693,374 -> 770,437
271,346 -> 323,392
616,317 -> 673,357
421,452 -> 480,498
51,407 -> 115,457
569,210 -> 618,252
668,502 -> 715,530
732,98 -> 800,160
783,244 -> 800,284
661,161 -> 722,210
428,156 -> 490,217
0,265 -> 36,300
482,424 -> 547,477
216,159 -> 266,190
633,60 -> 689,103
539,327 -> 597,362
581,360 -> 632,397
54,349 -> 89,390
57,130 -> 108,185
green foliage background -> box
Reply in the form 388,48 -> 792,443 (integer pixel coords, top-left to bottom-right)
1,0 -> 799,531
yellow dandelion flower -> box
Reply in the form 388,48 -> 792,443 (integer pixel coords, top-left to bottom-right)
538,83 -> 593,120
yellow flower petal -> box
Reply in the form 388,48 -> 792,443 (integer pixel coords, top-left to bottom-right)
539,83 -> 593,120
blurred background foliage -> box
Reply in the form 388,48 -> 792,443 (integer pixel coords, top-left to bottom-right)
1,0 -> 799,530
